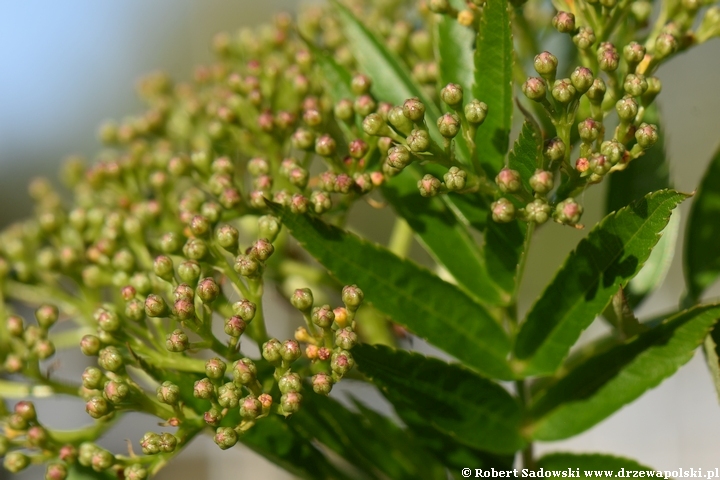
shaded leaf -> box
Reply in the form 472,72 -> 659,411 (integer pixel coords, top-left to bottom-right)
382,167 -> 505,305
515,190 -> 689,376
508,120 -> 542,193
529,304 -> 720,440
355,344 -> 525,453
703,324 -> 720,403
473,0 -> 513,176
537,452 -> 656,476
685,142 -> 720,301
271,205 -> 514,379
436,0 -> 475,96
304,40 -> 354,104
484,219 -> 526,298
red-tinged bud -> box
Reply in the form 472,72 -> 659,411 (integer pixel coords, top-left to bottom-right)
166,329 -> 189,352
334,99 -> 355,122
302,108 -> 323,127
232,358 -> 257,385
354,95 -> 377,117
279,372 -> 302,394
331,349 -> 355,376
576,157 -> 590,173
418,174 -> 442,197
522,77 -> 547,101
655,33 -> 678,60
570,67 -> 594,94
240,396 -> 263,420
98,346 -> 124,372
552,11 -> 576,33
495,168 -> 522,193
529,170 -> 554,194
292,128 -> 315,151
351,74 -> 372,95
262,338 -> 283,363
437,113 -> 461,138
205,358 -> 227,380
214,427 -> 238,450
534,51 -> 558,77
45,462 -> 68,480
280,391 -> 302,415
601,140 -> 626,164
440,83 -> 463,107
103,380 -> 130,404
554,198 -> 584,225
598,46 -> 620,72
635,123 -> 659,148
14,400 -> 37,422
616,97 -> 639,122
315,134 -> 337,157
140,432 -> 161,455
334,174 -> 354,194
217,382 -> 240,408
124,464 -> 148,480
335,327 -> 358,350
578,118 -> 601,142
318,347 -> 332,361
491,198 -> 516,223
589,153 -> 611,176
144,294 -> 168,318
86,396 -> 112,419
573,26 -> 596,50
82,367 -> 104,389
35,304 -> 59,329
624,73 -> 648,97
7,315 -> 24,337
551,79 -> 576,103
193,378 -> 215,400
3,452 -> 30,473
623,41 -> 646,66
280,340 -> 302,362
312,372 -> 333,395
80,334 -> 101,356
291,288 -> 314,312
402,97 -> 426,122
156,381 -> 180,405
305,344 -> 319,360
465,100 -> 488,125
183,238 -> 208,260
95,307 -> 120,333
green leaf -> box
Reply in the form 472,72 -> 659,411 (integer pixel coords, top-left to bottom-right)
304,40 -> 354,103
271,205 -> 514,379
606,105 -> 672,308
436,0 -> 475,96
382,168 -> 506,305
537,452 -> 656,477
68,466 -> 116,480
508,120 -> 542,194
355,344 -> 525,453
685,143 -> 720,301
514,189 -> 689,376
484,219 -> 527,297
528,304 -> 720,440
703,331 -> 720,403
473,0 -> 513,176
290,392 -> 446,480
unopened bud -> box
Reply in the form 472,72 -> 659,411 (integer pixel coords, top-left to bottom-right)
552,11 -> 576,33
444,166 -> 467,191
465,100 -> 488,125
573,26 -> 596,50
491,198 -> 516,223
534,51 -> 558,77
418,174 -> 442,197
402,97 -> 426,122
495,168 -> 522,193
166,329 -> 189,352
440,83 -> 463,107
524,199 -> 552,224
522,77 -> 547,101
529,170 -> 554,194
635,123 -> 659,148
554,198 -> 584,225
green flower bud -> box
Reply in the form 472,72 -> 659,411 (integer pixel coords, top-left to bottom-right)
589,153 -> 611,176
348,139 -> 369,159
159,433 -> 177,453
95,307 -> 121,333
280,340 -> 302,362
35,304 -> 59,329
529,169 -> 554,194
534,51 -> 558,77
182,238 -> 208,260
464,100 -> 488,125
616,97 -> 639,122
177,260 -> 201,284
78,442 -> 97,467
335,327 -> 358,350
292,128 -> 315,150
232,358 -> 257,385
303,108 -> 323,127
86,396 -> 112,419
334,98 -> 355,122
7,413 -> 29,431
573,26 -> 596,50
82,367 -> 105,389
81,334 -> 102,356
402,97 -> 426,122
173,297 -> 195,321
214,427 -> 238,450
45,462 -> 68,480
262,338 -> 283,363
247,158 -> 269,176
140,432 -> 161,455
315,134 -> 337,156
440,83 -> 463,107
24,325 -> 44,348
224,315 -> 247,337
156,381 -> 180,405
280,391 -> 302,415
130,273 -> 152,295
3,452 -> 30,473
554,198 -> 584,225
250,238 -> 274,261
240,395 -> 263,420
362,113 -> 386,136
193,378 -> 215,400
444,166 -> 467,191
524,199 -> 552,224
312,372 -> 334,395
407,129 -> 430,153
189,215 -> 211,237
437,113 -> 460,138
635,123 -> 659,148
124,464 -> 148,480
230,299 -> 255,322
495,168 -> 522,193
598,45 -> 620,72
341,285 -> 364,311
153,255 -> 174,282
354,95 -> 377,117
570,67 -> 594,94
551,79 -> 576,103
623,73 -> 648,97
351,74 -> 372,95
58,444 -> 78,464
174,284 -> 194,302
217,382 -> 241,408
98,346 -> 124,372
331,349 -> 355,376
279,372 -> 302,394
578,118 -> 601,142
418,174 -> 442,197
234,254 -> 260,277
310,190 -> 332,214
387,106 -> 413,133
428,0 -> 451,13
103,380 -> 130,404
35,339 -> 56,359
6,315 -> 24,337
655,33 -> 678,60
491,198 -> 516,223
552,11 -> 576,33
623,41 -> 646,66
258,215 -> 281,243
522,77 -> 547,101
205,405 -> 224,425
586,78 -> 607,105
291,288 -> 314,313
145,294 -> 169,317
14,400 -> 37,422
166,329 -> 189,352
111,249 -> 135,273
27,425 -> 49,448
205,358 -> 227,380
197,277 -> 220,303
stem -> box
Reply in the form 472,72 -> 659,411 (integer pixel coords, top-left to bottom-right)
509,223 -> 535,327
515,380 -> 536,471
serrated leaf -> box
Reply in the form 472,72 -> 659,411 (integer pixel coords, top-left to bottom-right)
382,167 -> 506,305
514,189 -> 689,376
537,452 -> 656,476
473,0 -> 513,176
290,392 -> 446,480
271,205 -> 514,379
508,120 -> 542,193
436,0 -> 475,96
304,40 -> 354,103
685,143 -> 720,301
355,344 -> 525,453
528,304 -> 720,440
484,219 -> 527,297
703,332 -> 720,403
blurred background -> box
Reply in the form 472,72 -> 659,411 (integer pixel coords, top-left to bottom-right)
1,0 -> 720,478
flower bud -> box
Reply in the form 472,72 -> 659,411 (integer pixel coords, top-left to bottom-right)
145,294 -> 169,318
250,238 -> 274,262
262,338 -> 283,363
86,396 -> 112,419
491,198 -> 516,223
623,41 -> 646,67
240,396 -> 263,419
6,315 -> 24,337
130,273 -> 152,295
544,137 -> 566,163
440,83 -> 463,107
616,97 -> 639,122
45,462 -> 68,480
551,79 -> 576,103
280,339 -> 302,362
623,73 -> 648,97
443,166 -> 468,191
247,157 -> 269,176
418,174 -> 442,197
257,215 -> 281,243
534,51 -> 558,77
280,391 -> 302,415
331,349 -> 355,376
335,327 -> 359,350
234,254 -> 260,277
3,452 -> 30,473
314,134 -> 337,157
635,123 -> 659,149
82,367 -> 105,390
554,198 -> 584,225
495,168 -> 522,193
437,113 -> 460,138
351,74 -> 372,95
334,99 -> 355,122
312,372 -> 334,395
578,118 -> 601,142
14,400 -> 37,423
124,464 -> 148,480
522,77 -> 547,101
166,329 -> 189,352
35,339 -> 56,359
655,33 -> 678,60
387,145 -> 413,170
58,445 -> 78,464
341,284 -> 364,311
354,95 -> 377,118
95,307 -> 120,333
597,45 -> 620,72
214,427 -> 238,450
402,97 -> 426,122
224,315 -> 247,337
230,299 -> 255,322
290,288 -> 314,313
217,382 -> 240,408
586,78 -> 606,105
156,381 -> 180,405
279,372 -> 302,394
183,238 -> 208,260
81,334 -> 102,356
465,100 -> 488,125
552,11 -> 575,33
35,304 -> 59,329
177,261 -> 201,284
524,199 -> 552,224
197,277 -> 220,304
215,225 -> 239,253
292,128 -> 315,150
103,380 -> 130,404
428,0 -> 451,13
600,140 -> 626,165
193,378 -> 215,400
407,129 -> 430,153
529,170 -> 554,194
573,26 -> 596,50
589,153 -> 611,176
98,346 -> 124,372
140,432 -> 161,455
232,358 -> 257,385
203,357 -> 226,380
570,67 -> 594,94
